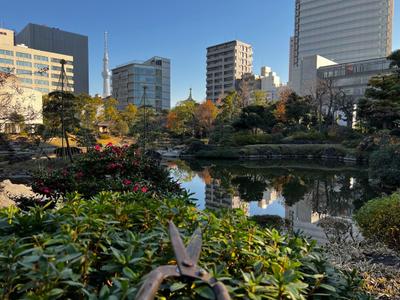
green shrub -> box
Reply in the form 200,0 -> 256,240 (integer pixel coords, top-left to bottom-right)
233,133 -> 273,145
184,139 -> 208,154
0,192 -> 368,299
195,148 -> 240,159
250,214 -> 289,230
282,131 -> 326,144
327,126 -> 363,142
369,145 -> 400,188
341,139 -> 362,149
355,193 -> 400,251
390,128 -> 400,137
33,144 -> 181,200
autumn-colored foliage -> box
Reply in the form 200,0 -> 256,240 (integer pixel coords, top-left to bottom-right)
195,99 -> 218,136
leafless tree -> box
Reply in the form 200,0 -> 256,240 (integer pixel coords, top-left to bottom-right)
0,73 -> 40,131
237,78 -> 251,108
306,78 -> 353,129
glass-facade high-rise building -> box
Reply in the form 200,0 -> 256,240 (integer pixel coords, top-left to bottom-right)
289,0 -> 394,87
111,57 -> 170,111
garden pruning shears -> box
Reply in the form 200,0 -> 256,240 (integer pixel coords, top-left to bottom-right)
135,221 -> 231,300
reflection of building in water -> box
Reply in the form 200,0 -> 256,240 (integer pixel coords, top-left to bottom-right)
258,188 -> 282,209
258,189 -> 281,209
285,177 -> 355,224
205,179 -> 249,215
284,178 -> 356,243
285,193 -> 325,224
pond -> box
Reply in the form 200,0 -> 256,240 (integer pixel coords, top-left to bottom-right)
167,159 -> 380,242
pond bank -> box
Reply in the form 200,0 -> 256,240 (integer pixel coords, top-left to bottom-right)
182,144 -> 365,163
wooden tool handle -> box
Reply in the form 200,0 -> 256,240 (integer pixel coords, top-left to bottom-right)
213,281 -> 232,300
135,266 -> 178,300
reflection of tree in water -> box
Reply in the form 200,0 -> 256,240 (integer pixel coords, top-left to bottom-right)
281,175 -> 309,207
231,176 -> 267,202
179,160 -> 379,217
167,160 -> 196,183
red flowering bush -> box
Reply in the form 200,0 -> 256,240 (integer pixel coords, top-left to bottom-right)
33,144 -> 182,199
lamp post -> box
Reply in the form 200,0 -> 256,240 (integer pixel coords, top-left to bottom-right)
142,85 -> 148,151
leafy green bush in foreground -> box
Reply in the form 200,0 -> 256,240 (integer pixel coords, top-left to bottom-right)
355,193 -> 400,251
0,192 -> 368,299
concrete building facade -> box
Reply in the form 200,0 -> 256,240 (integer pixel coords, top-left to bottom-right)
291,55 -> 337,95
206,40 -> 253,102
0,28 -> 74,94
235,66 -> 285,102
16,23 -> 88,94
111,57 -> 170,111
317,57 -> 392,100
290,0 -> 394,88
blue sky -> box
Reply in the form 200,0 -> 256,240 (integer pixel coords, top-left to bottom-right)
2,0 -> 399,106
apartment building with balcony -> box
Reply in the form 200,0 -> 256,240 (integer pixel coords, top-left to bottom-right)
206,40 -> 253,102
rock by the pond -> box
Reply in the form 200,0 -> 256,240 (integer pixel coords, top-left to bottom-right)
0,180 -> 36,208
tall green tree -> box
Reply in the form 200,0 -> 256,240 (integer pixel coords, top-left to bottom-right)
166,99 -> 197,136
284,93 -> 313,126
358,50 -> 400,130
253,90 -> 267,106
218,91 -> 241,122
233,105 -> 277,134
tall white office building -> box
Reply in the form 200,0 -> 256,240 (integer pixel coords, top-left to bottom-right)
289,0 -> 394,88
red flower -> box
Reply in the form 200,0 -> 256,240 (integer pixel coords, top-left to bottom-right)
41,187 -> 51,195
94,145 -> 101,151
75,171 -> 84,179
133,184 -> 139,192
141,186 -> 148,193
122,179 -> 132,186
106,142 -> 113,147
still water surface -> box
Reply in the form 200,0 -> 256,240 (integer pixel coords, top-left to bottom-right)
167,159 -> 378,241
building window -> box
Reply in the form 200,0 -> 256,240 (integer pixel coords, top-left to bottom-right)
52,66 -> 62,71
66,67 -> 73,73
16,69 -> 32,75
0,66 -> 13,73
34,55 -> 48,62
16,52 -> 32,59
35,79 -> 49,85
19,78 -> 33,84
35,63 -> 49,69
16,60 -> 32,67
35,87 -> 49,93
0,49 -> 13,56
35,71 -> 49,77
0,58 -> 13,65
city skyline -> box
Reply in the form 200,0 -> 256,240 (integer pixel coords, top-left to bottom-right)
1,0 -> 399,106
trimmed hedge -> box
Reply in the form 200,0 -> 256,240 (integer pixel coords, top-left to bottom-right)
194,144 -> 356,160
0,192 -> 368,299
355,193 -> 400,251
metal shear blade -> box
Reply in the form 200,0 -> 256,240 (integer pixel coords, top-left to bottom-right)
169,221 -> 202,275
